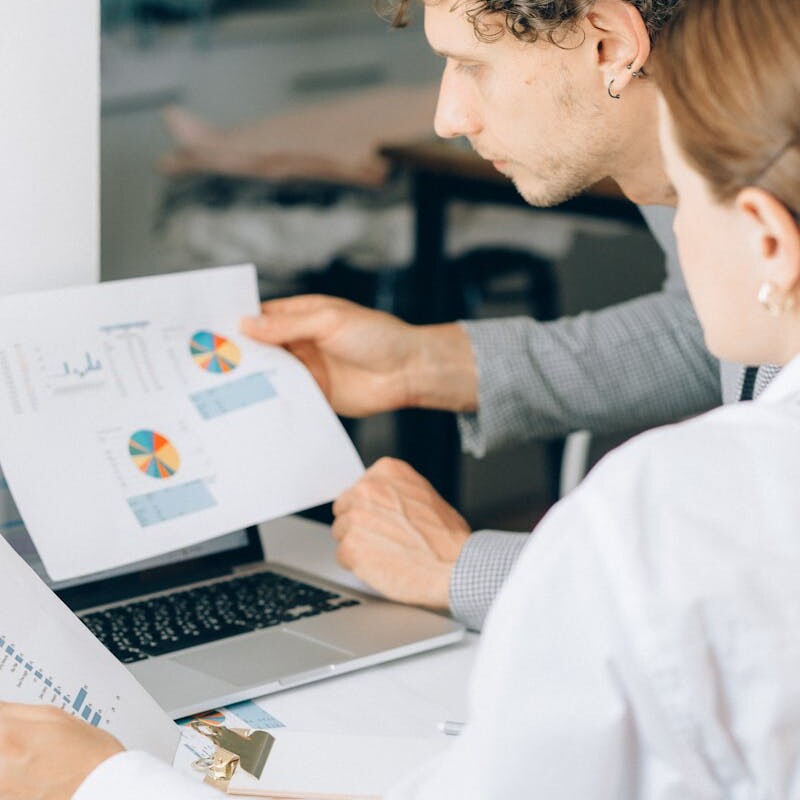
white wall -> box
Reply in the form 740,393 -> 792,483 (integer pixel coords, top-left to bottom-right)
0,1 -> 99,294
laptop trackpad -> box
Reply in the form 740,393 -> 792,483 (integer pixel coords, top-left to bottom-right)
173,629 -> 353,685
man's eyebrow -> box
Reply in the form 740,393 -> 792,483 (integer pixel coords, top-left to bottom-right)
432,48 -> 481,61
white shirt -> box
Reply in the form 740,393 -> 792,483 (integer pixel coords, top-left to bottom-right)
75,356 -> 800,800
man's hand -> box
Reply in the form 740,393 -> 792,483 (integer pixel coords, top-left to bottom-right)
0,703 -> 123,800
332,458 -> 471,609
241,295 -> 478,417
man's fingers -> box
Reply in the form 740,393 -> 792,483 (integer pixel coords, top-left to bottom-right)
334,458 -> 458,522
332,471 -> 398,517
260,294 -> 350,317
241,293 -> 355,345
332,485 -> 356,519
334,518 -> 415,571
367,457 -> 440,495
333,475 -> 408,517
241,306 -> 339,346
368,461 -> 469,534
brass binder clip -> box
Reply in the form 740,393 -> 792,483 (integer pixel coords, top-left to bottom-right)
192,743 -> 240,783
190,722 -> 276,781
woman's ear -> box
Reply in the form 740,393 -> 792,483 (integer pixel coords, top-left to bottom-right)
586,0 -> 651,94
736,187 -> 800,305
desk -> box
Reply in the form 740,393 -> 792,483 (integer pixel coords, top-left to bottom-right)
381,141 -> 646,505
171,515 -> 475,734
174,516 -> 477,787
257,515 -> 477,737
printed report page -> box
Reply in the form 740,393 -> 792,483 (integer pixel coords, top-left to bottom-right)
0,535 -> 179,758
0,265 -> 363,581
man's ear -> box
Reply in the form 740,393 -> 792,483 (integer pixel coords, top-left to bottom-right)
585,0 -> 651,94
736,187 -> 800,300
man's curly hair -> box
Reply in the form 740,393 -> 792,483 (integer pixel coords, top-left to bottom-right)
381,0 -> 682,45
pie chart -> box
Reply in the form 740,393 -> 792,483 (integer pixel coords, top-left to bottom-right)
128,430 -> 180,479
180,710 -> 226,727
190,331 -> 241,374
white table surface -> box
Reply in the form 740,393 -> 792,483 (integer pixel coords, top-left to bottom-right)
174,515 -> 477,786
255,515 -> 478,738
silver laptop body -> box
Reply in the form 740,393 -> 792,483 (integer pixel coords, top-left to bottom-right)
52,525 -> 464,719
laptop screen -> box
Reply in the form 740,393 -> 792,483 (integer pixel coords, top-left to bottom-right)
3,524 -> 250,591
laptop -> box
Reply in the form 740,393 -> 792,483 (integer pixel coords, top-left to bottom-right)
4,521 -> 464,719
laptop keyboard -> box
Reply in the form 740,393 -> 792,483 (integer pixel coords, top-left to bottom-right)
78,570 -> 360,664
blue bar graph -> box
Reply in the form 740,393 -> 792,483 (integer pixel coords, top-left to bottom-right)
177,700 -> 284,731
127,479 -> 217,528
74,688 -> 88,712
227,700 -> 284,729
0,634 -> 105,728
190,372 -> 277,420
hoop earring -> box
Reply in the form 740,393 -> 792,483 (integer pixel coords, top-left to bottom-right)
758,281 -> 795,316
608,78 -> 621,100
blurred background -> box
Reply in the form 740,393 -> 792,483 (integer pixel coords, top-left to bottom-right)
100,0 -> 665,532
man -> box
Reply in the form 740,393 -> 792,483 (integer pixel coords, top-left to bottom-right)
239,0 -> 739,631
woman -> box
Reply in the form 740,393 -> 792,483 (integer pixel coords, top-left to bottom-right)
2,0 -> 799,797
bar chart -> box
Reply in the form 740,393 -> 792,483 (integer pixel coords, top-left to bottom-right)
127,478 -> 217,528
190,371 -> 277,420
0,634 -> 108,727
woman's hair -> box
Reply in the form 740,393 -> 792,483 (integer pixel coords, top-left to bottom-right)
379,0 -> 681,44
654,0 -> 800,213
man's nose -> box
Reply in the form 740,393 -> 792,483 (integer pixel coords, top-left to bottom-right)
433,66 -> 481,139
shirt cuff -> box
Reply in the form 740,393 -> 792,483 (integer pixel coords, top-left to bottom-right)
449,530 -> 530,632
456,318 -> 539,458
73,751 -> 216,800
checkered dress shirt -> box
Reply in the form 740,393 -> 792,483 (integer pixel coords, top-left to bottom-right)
449,206 -> 781,630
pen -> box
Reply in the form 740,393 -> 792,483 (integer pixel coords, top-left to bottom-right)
437,720 -> 466,736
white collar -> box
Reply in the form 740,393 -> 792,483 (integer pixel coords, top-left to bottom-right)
756,354 -> 800,404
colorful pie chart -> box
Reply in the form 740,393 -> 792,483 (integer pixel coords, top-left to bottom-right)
190,331 -> 241,374
179,710 -> 226,727
128,430 -> 180,479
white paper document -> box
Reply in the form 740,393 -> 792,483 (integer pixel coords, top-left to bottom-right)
0,265 -> 364,580
0,535 -> 179,759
